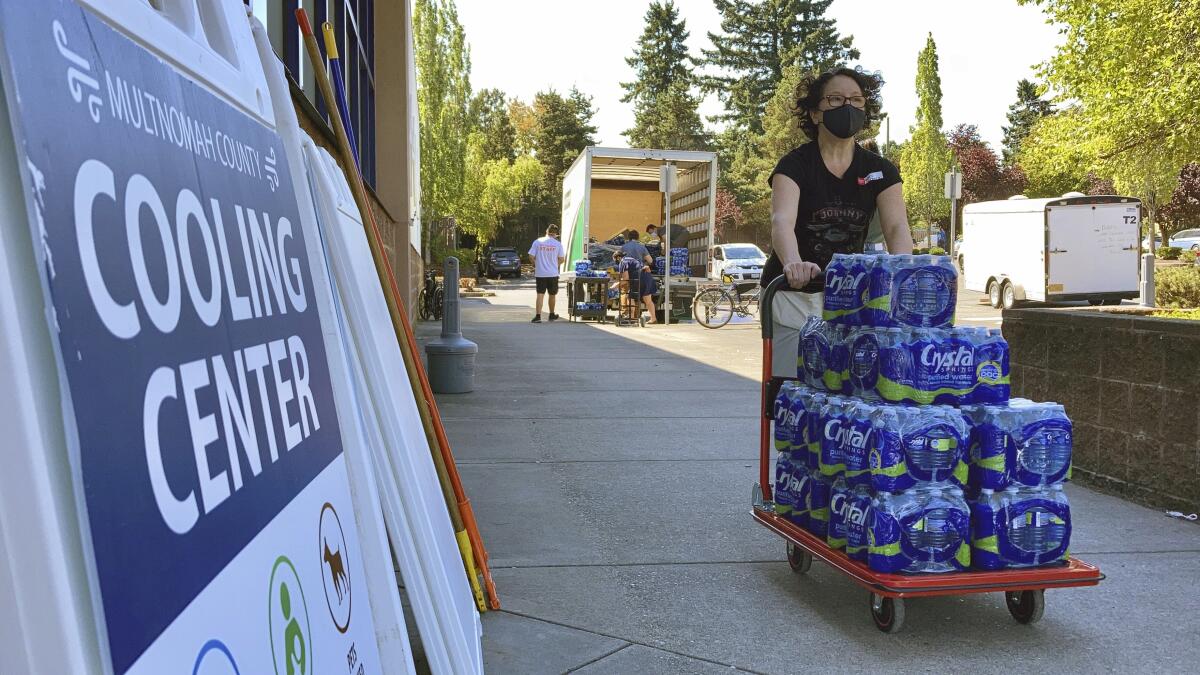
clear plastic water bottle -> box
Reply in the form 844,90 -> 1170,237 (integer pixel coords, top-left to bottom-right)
847,327 -> 882,401
845,483 -> 873,562
819,396 -> 847,478
827,476 -> 851,550
1000,484 -> 1071,567
801,390 -> 828,471
1012,404 -> 1073,486
869,486 -> 971,573
867,255 -> 896,327
840,400 -> 874,488
806,469 -> 833,539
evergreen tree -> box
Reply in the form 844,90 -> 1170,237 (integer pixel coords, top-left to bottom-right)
900,34 -> 954,240
1000,79 -> 1054,165
467,88 -> 516,163
533,87 -> 598,191
621,1 -> 694,103
625,80 -> 710,150
702,0 -> 858,135
621,1 -> 708,149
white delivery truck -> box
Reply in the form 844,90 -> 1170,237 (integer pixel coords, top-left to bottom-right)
960,193 -> 1142,309
560,147 -> 718,276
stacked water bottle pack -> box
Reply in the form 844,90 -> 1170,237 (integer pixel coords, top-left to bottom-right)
771,254 -> 1073,575
574,260 -> 607,278
653,247 -> 689,276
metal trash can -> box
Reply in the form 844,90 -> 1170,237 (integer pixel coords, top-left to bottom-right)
426,257 -> 478,393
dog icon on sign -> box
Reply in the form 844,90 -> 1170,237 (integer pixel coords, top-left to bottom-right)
323,540 -> 348,603
318,503 -> 352,633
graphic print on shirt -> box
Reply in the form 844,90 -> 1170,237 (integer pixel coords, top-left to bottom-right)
807,198 -> 869,261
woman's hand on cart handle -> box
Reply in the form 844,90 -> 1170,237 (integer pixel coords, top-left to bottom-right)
782,260 -> 822,288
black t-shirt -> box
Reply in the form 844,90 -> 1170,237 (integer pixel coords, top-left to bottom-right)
761,142 -> 901,291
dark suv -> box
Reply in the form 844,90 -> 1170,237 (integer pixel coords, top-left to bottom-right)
481,247 -> 522,278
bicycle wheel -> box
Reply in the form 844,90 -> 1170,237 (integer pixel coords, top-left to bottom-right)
418,289 -> 430,321
433,287 -> 445,320
693,288 -> 734,328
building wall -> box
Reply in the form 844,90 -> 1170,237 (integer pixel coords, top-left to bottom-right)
261,0 -> 422,315
1004,307 -> 1200,511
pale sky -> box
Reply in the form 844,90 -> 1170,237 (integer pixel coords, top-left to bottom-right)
456,0 -> 1063,152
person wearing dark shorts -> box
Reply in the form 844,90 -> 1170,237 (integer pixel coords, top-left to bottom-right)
528,225 -> 565,322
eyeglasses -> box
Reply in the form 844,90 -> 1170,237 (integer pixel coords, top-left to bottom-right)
822,94 -> 867,109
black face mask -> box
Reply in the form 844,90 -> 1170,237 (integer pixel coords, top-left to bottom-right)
821,104 -> 866,139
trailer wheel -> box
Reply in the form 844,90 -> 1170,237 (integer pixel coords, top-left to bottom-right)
786,543 -> 812,574
870,593 -> 905,633
1087,298 -> 1104,306
987,279 -> 1003,309
1005,590 -> 1045,624
1001,281 -> 1016,310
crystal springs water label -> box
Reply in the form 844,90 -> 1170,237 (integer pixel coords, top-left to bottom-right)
823,254 -> 873,325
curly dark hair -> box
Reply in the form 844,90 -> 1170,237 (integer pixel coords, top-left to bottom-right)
794,67 -> 884,141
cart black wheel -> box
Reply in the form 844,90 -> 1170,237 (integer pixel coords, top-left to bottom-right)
1005,590 -> 1045,625
870,593 -> 905,633
693,288 -> 733,328
786,543 -> 812,574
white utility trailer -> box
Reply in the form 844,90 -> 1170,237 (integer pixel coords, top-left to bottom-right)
961,194 -> 1142,308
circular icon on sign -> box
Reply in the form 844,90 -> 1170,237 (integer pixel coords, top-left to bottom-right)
268,556 -> 312,675
319,502 -> 352,633
192,639 -> 241,675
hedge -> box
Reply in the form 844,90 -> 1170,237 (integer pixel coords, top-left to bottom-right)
1156,266 -> 1200,309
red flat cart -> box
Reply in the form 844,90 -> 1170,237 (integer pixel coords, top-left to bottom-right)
753,277 -> 1104,633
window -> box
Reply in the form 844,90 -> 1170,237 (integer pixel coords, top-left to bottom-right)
256,1 -> 376,187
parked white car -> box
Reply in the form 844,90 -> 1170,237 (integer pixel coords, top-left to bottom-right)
707,243 -> 767,281
1169,228 -> 1200,251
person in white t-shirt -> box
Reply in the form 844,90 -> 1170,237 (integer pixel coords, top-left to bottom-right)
528,224 -> 566,323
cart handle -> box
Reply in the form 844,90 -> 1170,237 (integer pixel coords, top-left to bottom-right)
759,275 -> 802,340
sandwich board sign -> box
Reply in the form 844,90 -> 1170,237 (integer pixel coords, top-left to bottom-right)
0,1 -> 381,672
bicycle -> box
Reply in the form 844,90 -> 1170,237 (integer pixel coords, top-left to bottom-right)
692,275 -> 761,329
417,269 -> 444,321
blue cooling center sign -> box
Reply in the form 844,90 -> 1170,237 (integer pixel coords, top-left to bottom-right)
0,2 -> 371,673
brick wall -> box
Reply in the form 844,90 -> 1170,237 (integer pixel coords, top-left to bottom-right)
1003,308 -> 1200,511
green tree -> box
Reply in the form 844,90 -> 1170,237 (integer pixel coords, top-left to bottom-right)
456,132 -> 543,242
414,0 -> 470,238
1000,79 -> 1054,165
900,34 -> 953,240
625,81 -> 710,149
702,0 -> 858,136
532,87 -> 598,194
508,99 -> 538,156
621,1 -> 708,149
621,0 -> 695,103
1020,0 -> 1200,238
1016,110 -> 1093,197
467,88 -> 515,163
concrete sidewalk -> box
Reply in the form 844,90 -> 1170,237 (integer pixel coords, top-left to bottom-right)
417,278 -> 1199,674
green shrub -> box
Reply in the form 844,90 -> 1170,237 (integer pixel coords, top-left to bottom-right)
1181,249 -> 1198,265
1151,309 -> 1200,320
913,247 -> 929,254
929,246 -> 947,255
1156,266 -> 1200,308
1158,246 -> 1182,260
